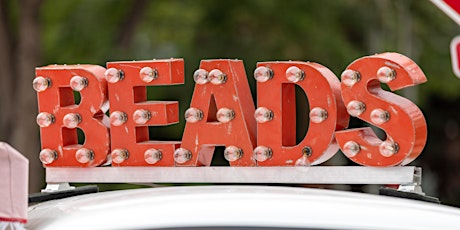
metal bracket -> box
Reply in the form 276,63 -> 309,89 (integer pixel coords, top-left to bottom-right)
397,167 -> 424,194
41,182 -> 75,193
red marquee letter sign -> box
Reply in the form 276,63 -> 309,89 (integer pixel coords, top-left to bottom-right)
335,53 -> 427,166
34,65 -> 110,167
106,59 -> 183,166
177,59 -> 256,166
254,62 -> 349,166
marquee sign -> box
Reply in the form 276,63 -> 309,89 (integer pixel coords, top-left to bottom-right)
34,52 -> 427,169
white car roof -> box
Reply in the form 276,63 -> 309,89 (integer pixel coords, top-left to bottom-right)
27,185 -> 460,230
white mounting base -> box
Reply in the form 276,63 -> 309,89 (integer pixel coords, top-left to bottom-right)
46,166 -> 418,185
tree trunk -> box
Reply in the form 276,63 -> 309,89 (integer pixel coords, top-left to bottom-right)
9,0 -> 44,193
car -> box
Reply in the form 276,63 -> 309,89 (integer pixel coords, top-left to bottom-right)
26,185 -> 460,230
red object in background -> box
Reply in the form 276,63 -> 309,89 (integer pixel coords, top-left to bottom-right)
106,59 -> 183,166
178,60 -> 257,166
255,61 -> 349,166
450,36 -> 460,78
335,53 -> 428,166
35,65 -> 110,167
431,0 -> 460,26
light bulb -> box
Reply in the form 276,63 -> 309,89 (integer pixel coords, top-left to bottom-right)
295,156 -> 311,167
209,69 -> 227,85
253,146 -> 272,162
193,69 -> 209,85
185,108 -> 204,123
70,75 -> 88,91
309,107 -> 328,123
377,66 -> 396,83
346,100 -> 366,117
111,149 -> 129,164
216,108 -> 235,123
75,148 -> 94,164
139,67 -> 158,83
63,113 -> 81,129
254,107 -> 273,123
33,76 -> 52,92
379,140 -> 399,157
39,149 -> 57,164
224,146 -> 243,162
110,111 -> 128,126
370,108 -> 390,125
36,112 -> 55,127
254,66 -> 273,83
286,66 -> 304,83
174,148 -> 192,164
341,69 -> 360,87
105,68 -> 124,83
144,148 -> 162,164
133,109 -> 151,125
343,141 -> 360,157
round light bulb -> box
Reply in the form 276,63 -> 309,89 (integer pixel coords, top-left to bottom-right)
105,68 -> 124,83
193,69 -> 209,85
343,141 -> 361,157
216,108 -> 235,123
286,66 -> 305,83
174,148 -> 192,164
254,66 -> 274,83
39,149 -> 57,164
75,148 -> 94,164
139,67 -> 158,83
63,113 -> 81,129
224,146 -> 243,162
110,111 -> 128,126
309,107 -> 328,123
346,100 -> 366,117
70,75 -> 88,91
379,140 -> 399,157
36,112 -> 55,127
254,107 -> 274,123
377,66 -> 396,83
253,146 -> 272,162
370,108 -> 390,125
185,108 -> 204,123
111,149 -> 129,164
144,148 -> 162,164
133,109 -> 151,125
209,69 -> 227,85
341,69 -> 360,87
33,76 -> 52,92
295,156 -> 311,167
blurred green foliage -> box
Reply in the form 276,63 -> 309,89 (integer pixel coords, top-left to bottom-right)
31,0 -> 460,206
